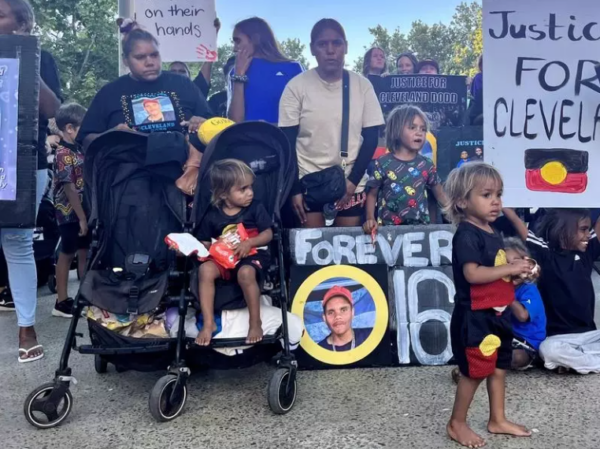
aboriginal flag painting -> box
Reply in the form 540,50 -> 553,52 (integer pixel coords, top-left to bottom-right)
524,149 -> 589,194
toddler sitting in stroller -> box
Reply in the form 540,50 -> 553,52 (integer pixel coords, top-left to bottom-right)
196,159 -> 273,346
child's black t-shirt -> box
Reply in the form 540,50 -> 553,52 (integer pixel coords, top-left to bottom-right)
196,201 -> 272,243
452,222 -> 515,310
526,230 -> 600,337
77,71 -> 211,150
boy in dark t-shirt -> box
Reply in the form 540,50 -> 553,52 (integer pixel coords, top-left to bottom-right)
195,159 -> 273,347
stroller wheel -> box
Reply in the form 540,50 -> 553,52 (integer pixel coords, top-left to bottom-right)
23,382 -> 73,429
47,275 -> 57,294
149,375 -> 187,422
94,355 -> 108,374
267,368 -> 297,415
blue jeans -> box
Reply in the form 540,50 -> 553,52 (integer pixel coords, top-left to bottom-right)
0,169 -> 48,327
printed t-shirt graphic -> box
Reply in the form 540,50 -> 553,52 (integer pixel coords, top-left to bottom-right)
470,248 -> 514,311
524,148 -> 588,193
125,92 -> 183,133
131,95 -> 177,126
366,153 -> 440,225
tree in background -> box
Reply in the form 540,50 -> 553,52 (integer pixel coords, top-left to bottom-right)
353,1 -> 482,76
31,0 -> 118,107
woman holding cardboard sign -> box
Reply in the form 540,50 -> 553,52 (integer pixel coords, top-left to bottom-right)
279,19 -> 384,228
77,21 -> 212,196
0,0 -> 62,363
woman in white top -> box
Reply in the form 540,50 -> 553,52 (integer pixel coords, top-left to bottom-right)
279,19 -> 384,228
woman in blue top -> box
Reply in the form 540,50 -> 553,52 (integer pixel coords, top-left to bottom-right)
228,17 -> 303,124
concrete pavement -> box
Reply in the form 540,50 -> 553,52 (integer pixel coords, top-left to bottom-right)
1,275 -> 600,449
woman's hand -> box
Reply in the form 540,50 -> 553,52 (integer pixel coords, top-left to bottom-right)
234,47 -> 253,76
181,116 -> 206,134
176,166 -> 199,196
45,134 -> 61,155
291,194 -> 307,225
335,180 -> 357,210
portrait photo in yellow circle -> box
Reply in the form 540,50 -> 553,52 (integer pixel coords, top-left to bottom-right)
291,265 -> 389,366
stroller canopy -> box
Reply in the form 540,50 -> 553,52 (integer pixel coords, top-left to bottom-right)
192,121 -> 293,226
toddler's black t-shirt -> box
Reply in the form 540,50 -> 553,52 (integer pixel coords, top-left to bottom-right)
196,201 -> 272,243
452,221 -> 515,310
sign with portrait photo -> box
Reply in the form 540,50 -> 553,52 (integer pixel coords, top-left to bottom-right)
290,264 -> 392,369
134,0 -> 218,63
436,126 -> 484,181
0,35 -> 40,228
483,0 -> 600,207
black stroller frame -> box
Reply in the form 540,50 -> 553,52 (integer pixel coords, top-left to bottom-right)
23,123 -> 299,428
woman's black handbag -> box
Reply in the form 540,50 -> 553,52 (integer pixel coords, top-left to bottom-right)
300,70 -> 350,206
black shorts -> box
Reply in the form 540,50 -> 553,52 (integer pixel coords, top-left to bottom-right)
59,222 -> 91,255
214,250 -> 270,285
451,305 -> 512,379
304,191 -> 366,218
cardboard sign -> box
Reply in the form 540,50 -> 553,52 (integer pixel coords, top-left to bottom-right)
483,0 -> 600,207
436,126 -> 484,181
290,264 -> 393,369
134,0 -> 218,63
371,74 -> 468,130
0,35 -> 40,228
289,225 -> 456,367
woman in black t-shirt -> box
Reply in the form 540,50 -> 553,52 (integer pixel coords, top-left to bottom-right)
0,0 -> 61,364
77,24 -> 212,196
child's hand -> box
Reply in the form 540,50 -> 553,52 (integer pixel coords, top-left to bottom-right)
79,219 -> 89,237
508,259 -> 532,276
363,219 -> 378,235
234,240 -> 253,259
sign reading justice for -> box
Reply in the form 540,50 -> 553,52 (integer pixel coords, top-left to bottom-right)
483,0 -> 600,207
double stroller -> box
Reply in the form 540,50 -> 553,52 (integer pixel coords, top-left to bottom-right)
24,122 -> 299,428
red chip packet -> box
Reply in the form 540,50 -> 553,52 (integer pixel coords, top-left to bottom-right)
203,223 -> 257,270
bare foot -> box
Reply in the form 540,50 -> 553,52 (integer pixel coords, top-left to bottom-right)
195,322 -> 217,346
18,327 -> 44,361
447,420 -> 486,448
246,322 -> 263,344
488,420 -> 532,437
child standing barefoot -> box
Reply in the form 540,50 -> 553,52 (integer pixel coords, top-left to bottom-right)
444,162 -> 532,447
195,159 -> 273,346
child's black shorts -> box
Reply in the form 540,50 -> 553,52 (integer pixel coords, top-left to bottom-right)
451,305 -> 512,379
59,222 -> 92,255
214,250 -> 270,285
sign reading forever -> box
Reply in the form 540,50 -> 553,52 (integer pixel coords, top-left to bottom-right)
134,0 -> 218,63
371,74 -> 467,130
484,0 -> 600,207
289,225 -> 456,367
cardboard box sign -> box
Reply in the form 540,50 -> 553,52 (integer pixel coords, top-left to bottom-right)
290,264 -> 393,369
288,226 -> 457,367
0,35 -> 40,228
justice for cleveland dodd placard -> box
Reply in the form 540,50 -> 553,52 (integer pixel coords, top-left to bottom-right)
483,0 -> 600,207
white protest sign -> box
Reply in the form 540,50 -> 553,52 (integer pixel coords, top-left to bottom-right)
134,0 -> 217,63
483,0 -> 600,207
